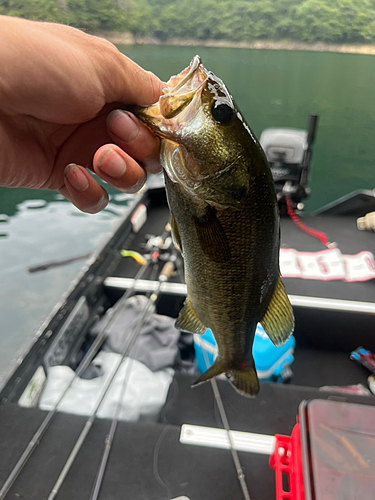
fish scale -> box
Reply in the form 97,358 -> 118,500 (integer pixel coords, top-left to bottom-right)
135,55 -> 294,396
166,172 -> 277,361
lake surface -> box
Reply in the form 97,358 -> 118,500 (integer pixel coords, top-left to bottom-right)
1,45 -> 375,379
120,45 -> 375,212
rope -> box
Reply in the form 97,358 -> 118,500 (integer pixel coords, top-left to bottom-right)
285,197 -> 330,247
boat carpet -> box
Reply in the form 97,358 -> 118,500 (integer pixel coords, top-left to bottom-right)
118,195 -> 375,303
1,377 -> 374,500
161,373 -> 375,432
281,215 -> 375,353
281,214 -> 375,303
289,346 -> 372,388
113,206 -> 375,350
116,199 -> 375,306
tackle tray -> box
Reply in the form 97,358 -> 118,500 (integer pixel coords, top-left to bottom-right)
194,325 -> 295,383
269,399 -> 375,500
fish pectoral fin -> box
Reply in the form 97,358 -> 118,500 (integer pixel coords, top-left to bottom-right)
194,207 -> 231,263
192,358 -> 226,385
175,298 -> 206,334
260,277 -> 294,347
170,214 -> 183,254
227,363 -> 259,397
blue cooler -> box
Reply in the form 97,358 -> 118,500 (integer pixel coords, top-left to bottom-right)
194,324 -> 295,383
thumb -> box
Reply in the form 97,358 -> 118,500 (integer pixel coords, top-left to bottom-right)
93,42 -> 164,106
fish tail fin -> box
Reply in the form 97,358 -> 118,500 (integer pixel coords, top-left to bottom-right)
192,357 -> 260,397
227,364 -> 259,397
192,358 -> 226,386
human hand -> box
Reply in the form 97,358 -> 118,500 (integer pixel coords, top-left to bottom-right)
0,16 -> 164,213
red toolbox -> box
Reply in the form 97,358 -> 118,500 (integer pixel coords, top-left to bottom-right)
270,399 -> 375,500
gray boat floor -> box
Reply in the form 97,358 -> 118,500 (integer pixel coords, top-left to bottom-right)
2,198 -> 375,498
1,374 -> 374,500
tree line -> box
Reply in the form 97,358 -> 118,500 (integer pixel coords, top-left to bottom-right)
2,0 -> 375,44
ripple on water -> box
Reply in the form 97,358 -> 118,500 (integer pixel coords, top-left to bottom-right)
17,199 -> 47,210
0,214 -> 9,238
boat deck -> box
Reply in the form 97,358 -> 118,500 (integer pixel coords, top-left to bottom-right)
1,185 -> 375,499
1,377 -> 373,500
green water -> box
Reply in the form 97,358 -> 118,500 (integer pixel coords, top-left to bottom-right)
2,46 -> 375,216
119,45 -> 375,212
1,45 -> 375,377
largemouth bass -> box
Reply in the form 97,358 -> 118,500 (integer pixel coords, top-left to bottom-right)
135,56 -> 294,396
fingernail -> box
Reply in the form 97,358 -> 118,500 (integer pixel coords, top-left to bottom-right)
65,164 -> 89,192
97,148 -> 126,178
107,110 -> 139,143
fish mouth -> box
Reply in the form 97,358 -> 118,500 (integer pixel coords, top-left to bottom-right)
164,54 -> 203,96
135,55 -> 207,137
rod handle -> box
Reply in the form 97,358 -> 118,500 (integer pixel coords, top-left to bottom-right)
159,261 -> 175,281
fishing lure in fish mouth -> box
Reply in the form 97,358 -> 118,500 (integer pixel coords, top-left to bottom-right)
135,56 -> 294,396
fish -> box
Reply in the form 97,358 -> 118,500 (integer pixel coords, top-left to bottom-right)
135,55 -> 294,396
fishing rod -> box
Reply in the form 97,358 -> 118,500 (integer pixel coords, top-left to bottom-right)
89,255 -> 176,500
46,256 -> 176,500
0,331 -> 106,500
158,260 -> 251,500
172,258 -> 251,500
0,227 -> 172,499
28,251 -> 92,273
201,348 -> 252,500
89,357 -> 135,500
0,255 -> 151,500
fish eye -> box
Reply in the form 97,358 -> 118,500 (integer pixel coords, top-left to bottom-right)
211,100 -> 234,125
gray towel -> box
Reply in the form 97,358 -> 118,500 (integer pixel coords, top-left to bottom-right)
90,295 -> 181,372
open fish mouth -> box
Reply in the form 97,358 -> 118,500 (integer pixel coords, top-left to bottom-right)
164,55 -> 203,95
160,55 -> 206,114
135,56 -> 207,136
134,56 -> 247,203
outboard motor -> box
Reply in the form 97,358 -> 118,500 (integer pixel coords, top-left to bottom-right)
260,114 -> 318,214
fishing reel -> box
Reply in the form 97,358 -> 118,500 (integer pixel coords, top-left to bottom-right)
142,233 -> 173,252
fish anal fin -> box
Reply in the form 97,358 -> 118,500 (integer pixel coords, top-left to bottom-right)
192,358 -> 226,386
175,298 -> 206,334
194,206 -> 231,263
170,213 -> 183,254
261,277 -> 294,347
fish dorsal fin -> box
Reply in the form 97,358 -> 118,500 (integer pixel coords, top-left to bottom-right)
170,214 -> 183,254
260,277 -> 294,347
194,207 -> 231,263
175,298 -> 206,334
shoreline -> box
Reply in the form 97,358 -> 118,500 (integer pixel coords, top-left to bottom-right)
93,31 -> 375,55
